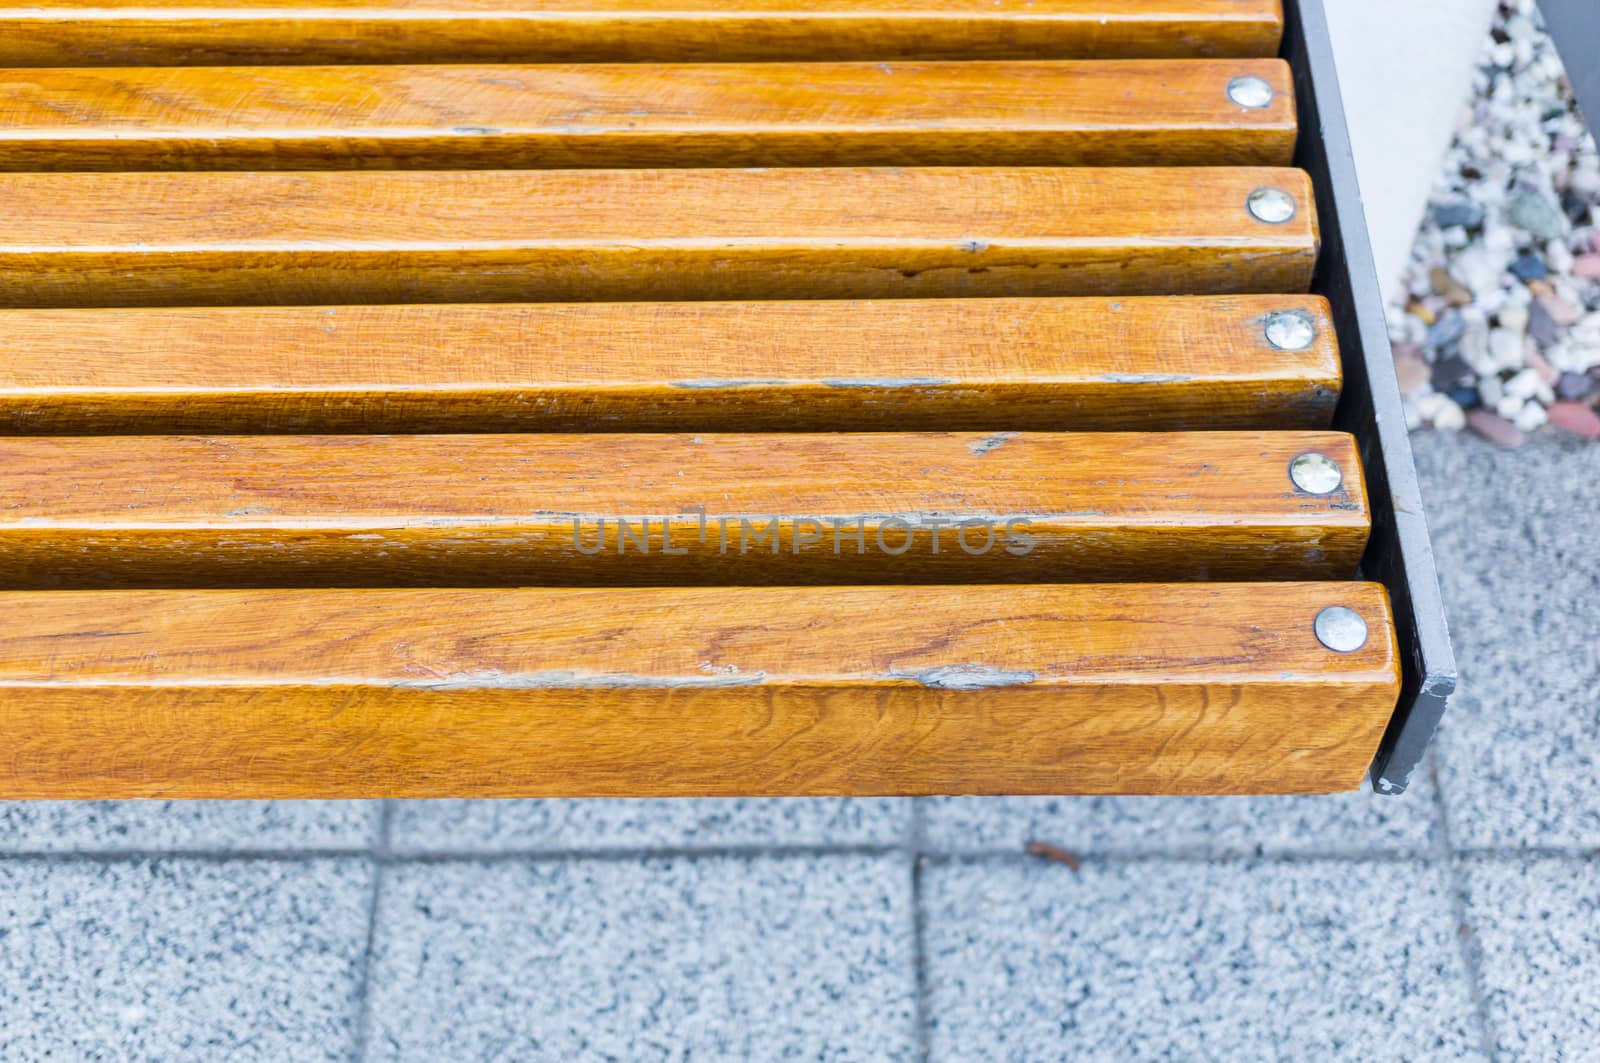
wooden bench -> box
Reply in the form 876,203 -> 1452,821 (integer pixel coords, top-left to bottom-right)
0,0 -> 1455,798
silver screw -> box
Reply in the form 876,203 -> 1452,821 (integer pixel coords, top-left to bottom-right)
1264,310 -> 1317,351
1314,606 -> 1369,653
1227,75 -> 1276,109
1247,187 -> 1297,224
1289,452 -> 1344,495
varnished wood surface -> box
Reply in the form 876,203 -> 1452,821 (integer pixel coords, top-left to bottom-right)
0,2 -> 1287,67
0,60 -> 1297,171
0,296 -> 1342,433
0,431 -> 1370,586
0,582 -> 1399,798
0,167 -> 1320,307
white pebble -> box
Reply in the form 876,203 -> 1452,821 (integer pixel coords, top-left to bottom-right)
1461,321 -> 1495,374
1498,303 -> 1530,334
1452,248 -> 1504,294
1465,284 -> 1504,313
1489,328 -> 1526,370
1435,399 -> 1467,431
1417,392 -> 1466,431
1403,399 -> 1424,431
1571,315 -> 1600,365
1500,139 -> 1535,165
1477,287 -> 1509,316
1505,367 -> 1544,399
1479,374 -> 1504,406
1513,401 -> 1548,432
1547,239 -> 1575,274
1545,341 -> 1580,372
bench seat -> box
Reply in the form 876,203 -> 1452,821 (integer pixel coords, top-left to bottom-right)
0,0 -> 1455,797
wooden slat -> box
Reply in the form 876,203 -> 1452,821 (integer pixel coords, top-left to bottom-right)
0,296 -> 1342,434
0,2 -> 1287,67
0,431 -> 1369,587
0,60 -> 1296,171
0,167 -> 1319,308
0,582 -> 1400,798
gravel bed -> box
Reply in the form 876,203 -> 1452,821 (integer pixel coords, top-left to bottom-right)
1391,0 -> 1600,446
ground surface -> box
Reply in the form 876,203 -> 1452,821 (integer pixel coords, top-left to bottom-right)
1,430 -> 1595,1061
1393,0 -> 1600,446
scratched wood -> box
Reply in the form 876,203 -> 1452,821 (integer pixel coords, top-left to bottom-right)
0,60 -> 1296,171
0,431 -> 1369,587
0,167 -> 1319,308
0,581 -> 1399,798
0,1 -> 1286,67
0,296 -> 1341,434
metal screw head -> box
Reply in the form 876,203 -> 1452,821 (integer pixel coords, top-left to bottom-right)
1227,75 -> 1276,109
1264,310 -> 1317,351
1314,606 -> 1369,653
1247,187 -> 1297,224
1289,452 -> 1344,495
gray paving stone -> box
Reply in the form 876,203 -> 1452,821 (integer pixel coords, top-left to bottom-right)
0,858 -> 373,1061
389,797 -> 910,853
923,858 -> 1483,1061
923,770 -> 1441,857
1460,856 -> 1600,1060
1412,433 -> 1600,849
0,800 -> 380,853
367,854 -> 914,1060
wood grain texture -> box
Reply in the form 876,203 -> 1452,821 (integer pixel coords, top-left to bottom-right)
0,296 -> 1342,434
0,60 -> 1297,171
0,167 -> 1320,308
0,2 -> 1286,67
0,582 -> 1399,798
0,431 -> 1370,587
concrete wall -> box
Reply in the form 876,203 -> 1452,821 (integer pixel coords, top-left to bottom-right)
1325,0 -> 1501,304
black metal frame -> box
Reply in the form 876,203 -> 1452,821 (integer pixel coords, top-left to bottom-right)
1283,0 -> 1458,794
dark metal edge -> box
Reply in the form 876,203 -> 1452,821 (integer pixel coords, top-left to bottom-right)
1540,0 -> 1600,134
1283,0 -> 1459,794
